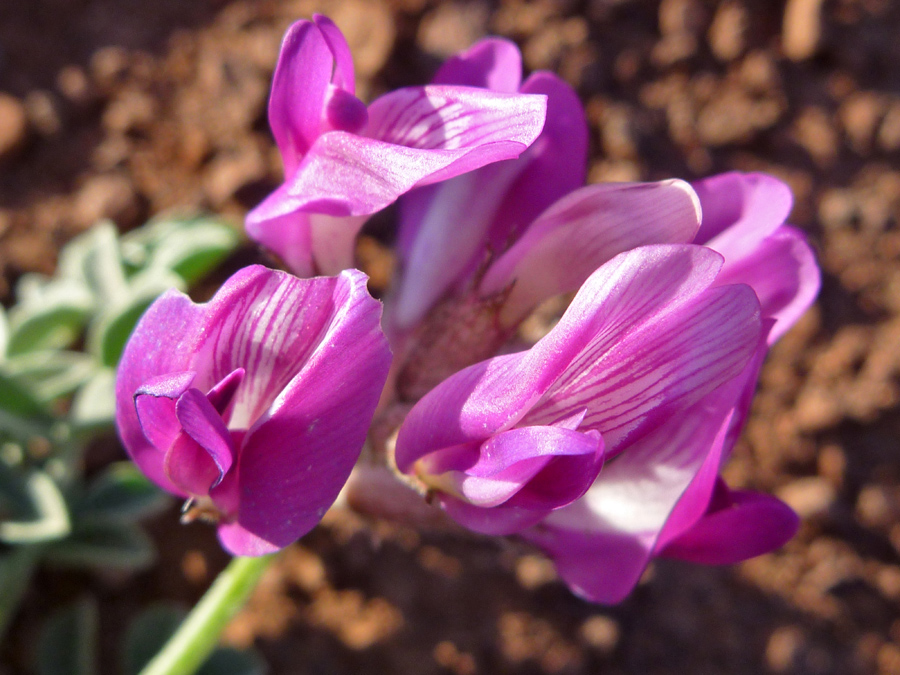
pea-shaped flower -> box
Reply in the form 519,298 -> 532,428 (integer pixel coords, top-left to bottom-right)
115,266 -> 391,556
246,15 -> 548,277
395,245 -> 782,602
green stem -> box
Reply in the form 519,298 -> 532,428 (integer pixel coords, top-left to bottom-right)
0,544 -> 43,641
139,554 -> 275,675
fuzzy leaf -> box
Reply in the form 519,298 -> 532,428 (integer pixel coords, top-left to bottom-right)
45,519 -> 155,570
199,648 -> 266,675
6,293 -> 93,356
122,216 -> 240,285
122,604 -> 265,675
35,598 -> 99,675
86,277 -> 177,368
122,604 -> 186,675
0,470 -> 71,545
70,369 -> 117,430
3,351 -> 97,403
77,462 -> 170,522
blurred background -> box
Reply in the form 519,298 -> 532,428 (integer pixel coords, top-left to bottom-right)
1,0 -> 899,673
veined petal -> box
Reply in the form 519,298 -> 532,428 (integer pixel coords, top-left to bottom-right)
116,291 -> 205,495
715,227 -> 820,344
268,20 -> 335,173
432,37 -> 522,92
693,171 -> 793,260
186,266 -> 379,429
481,180 -> 702,325
531,377 -> 742,604
228,269 -> 391,551
391,72 -> 586,335
654,332 -> 768,549
366,85 -> 546,157
395,245 -> 742,470
273,130 -> 538,220
527,280 -> 761,453
660,483 -> 799,565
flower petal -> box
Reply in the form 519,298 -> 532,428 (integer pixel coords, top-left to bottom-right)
395,245 -> 746,469
206,368 -> 244,422
480,71 -> 589,255
313,14 -> 356,94
391,166 -> 524,333
521,246 -> 761,451
189,266 -> 379,430
431,37 -> 522,92
175,388 -> 236,487
660,483 -> 799,565
693,171 -> 793,260
245,206 -> 315,277
133,371 -> 197,451
715,227 -> 820,343
391,72 -> 585,334
422,425 -> 602,508
163,431 -> 222,496
480,180 -> 702,325
653,331 -> 768,549
117,291 -> 205,495
268,20 -> 335,173
529,377 -> 743,604
227,269 -> 391,551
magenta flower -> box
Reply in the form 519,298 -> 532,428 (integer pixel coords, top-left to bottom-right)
115,266 -> 391,556
246,15 -> 548,277
395,244 -> 797,603
692,171 -> 820,344
388,39 -> 703,345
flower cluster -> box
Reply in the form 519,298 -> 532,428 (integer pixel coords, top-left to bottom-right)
115,15 -> 820,603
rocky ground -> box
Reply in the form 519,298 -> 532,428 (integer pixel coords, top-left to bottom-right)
2,0 -> 899,673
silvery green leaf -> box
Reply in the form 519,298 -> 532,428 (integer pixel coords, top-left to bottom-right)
0,458 -> 34,519
145,218 -> 239,285
0,470 -> 71,544
35,598 -> 99,675
0,370 -> 51,421
45,519 -> 155,571
69,369 -> 117,430
0,307 -> 9,358
77,462 -> 170,522
122,604 -> 185,675
122,604 -> 266,675
3,351 -> 96,403
6,286 -> 94,355
86,269 -> 183,367
199,648 -> 266,675
80,222 -> 128,305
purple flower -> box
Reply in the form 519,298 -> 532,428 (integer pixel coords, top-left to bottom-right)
395,243 -> 806,603
388,39 -> 704,350
692,171 -> 820,344
246,15 -> 548,277
115,266 -> 391,556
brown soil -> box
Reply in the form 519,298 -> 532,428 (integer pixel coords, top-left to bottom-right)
2,0 -> 900,673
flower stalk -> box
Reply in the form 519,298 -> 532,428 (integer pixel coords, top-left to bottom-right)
139,553 -> 275,675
